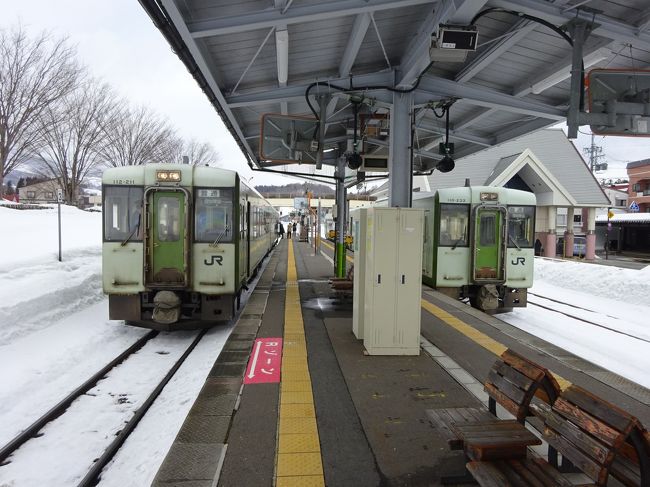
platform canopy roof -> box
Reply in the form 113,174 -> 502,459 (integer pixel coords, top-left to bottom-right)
139,0 -> 650,179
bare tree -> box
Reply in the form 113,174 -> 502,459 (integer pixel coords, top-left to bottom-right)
34,79 -> 117,204
99,104 -> 178,166
170,138 -> 220,166
0,26 -> 82,196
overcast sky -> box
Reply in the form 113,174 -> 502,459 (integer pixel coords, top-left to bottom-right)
2,1 -> 647,189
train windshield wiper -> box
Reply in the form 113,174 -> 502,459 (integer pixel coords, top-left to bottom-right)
121,218 -> 140,247
210,224 -> 230,247
509,234 -> 521,250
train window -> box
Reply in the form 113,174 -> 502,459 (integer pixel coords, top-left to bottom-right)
103,186 -> 144,242
439,204 -> 469,247
157,197 -> 180,241
195,188 -> 233,243
507,206 -> 535,248
479,214 -> 497,245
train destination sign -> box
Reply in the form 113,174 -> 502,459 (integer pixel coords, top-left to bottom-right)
244,338 -> 283,384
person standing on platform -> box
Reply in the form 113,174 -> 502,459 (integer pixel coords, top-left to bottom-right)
278,221 -> 285,239
292,222 -> 297,238
287,222 -> 292,239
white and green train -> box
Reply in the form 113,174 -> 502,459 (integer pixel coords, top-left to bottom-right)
413,186 -> 536,311
102,164 -> 278,329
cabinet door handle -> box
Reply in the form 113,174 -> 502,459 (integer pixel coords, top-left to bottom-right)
401,275 -> 405,284
377,274 -> 381,284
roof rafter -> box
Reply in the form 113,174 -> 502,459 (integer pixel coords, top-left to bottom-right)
488,0 -> 650,51
189,0 -> 434,38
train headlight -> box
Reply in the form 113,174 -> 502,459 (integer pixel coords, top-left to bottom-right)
156,170 -> 182,182
480,192 -> 498,201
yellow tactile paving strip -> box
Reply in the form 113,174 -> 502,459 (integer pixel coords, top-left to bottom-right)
275,241 -> 325,487
319,240 -> 571,390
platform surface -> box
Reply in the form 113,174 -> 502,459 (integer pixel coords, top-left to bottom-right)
153,238 -> 650,487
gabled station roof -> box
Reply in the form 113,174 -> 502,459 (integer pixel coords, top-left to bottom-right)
140,0 -> 650,178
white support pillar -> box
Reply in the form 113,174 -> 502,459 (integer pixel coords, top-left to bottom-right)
544,205 -> 557,258
586,207 -> 596,260
388,91 -> 413,208
564,206 -> 574,258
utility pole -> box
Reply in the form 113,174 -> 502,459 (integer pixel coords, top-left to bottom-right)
582,133 -> 605,173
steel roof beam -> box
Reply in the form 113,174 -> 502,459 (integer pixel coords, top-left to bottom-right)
417,120 -> 494,145
487,0 -> 650,51
417,77 -> 566,119
397,0 -> 488,88
455,40 -> 609,131
367,137 -> 443,160
225,72 -> 395,107
455,20 -> 536,83
189,0 -> 435,38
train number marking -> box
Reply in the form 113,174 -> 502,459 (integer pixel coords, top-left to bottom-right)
511,257 -> 526,265
204,255 -> 223,266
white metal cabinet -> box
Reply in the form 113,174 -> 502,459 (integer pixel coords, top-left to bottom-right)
362,208 -> 424,355
351,208 -> 367,339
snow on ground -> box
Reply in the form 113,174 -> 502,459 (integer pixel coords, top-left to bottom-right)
1,203 -> 649,485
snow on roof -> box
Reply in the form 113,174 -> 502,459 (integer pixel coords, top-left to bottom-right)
596,213 -> 650,223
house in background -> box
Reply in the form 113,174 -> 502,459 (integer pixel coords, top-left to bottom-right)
627,159 -> 650,213
18,180 -> 61,205
373,129 -> 610,260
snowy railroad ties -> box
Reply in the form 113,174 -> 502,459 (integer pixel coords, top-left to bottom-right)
528,292 -> 650,345
0,329 -> 208,486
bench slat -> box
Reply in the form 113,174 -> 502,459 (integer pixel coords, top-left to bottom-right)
543,406 -> 611,464
467,461 -> 512,487
501,350 -> 546,382
553,397 -> 622,448
544,426 -> 607,484
563,386 -> 638,434
611,454 -> 642,487
485,383 -> 525,419
488,367 -> 529,404
492,361 -> 535,391
528,457 -> 575,487
506,459 -> 548,487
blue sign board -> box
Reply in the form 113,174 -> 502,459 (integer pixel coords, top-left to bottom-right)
630,201 -> 640,212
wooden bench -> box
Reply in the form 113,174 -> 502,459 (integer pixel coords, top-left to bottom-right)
426,349 -> 562,481
467,384 -> 650,486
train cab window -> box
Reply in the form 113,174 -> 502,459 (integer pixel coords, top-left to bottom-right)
157,197 -> 180,241
195,189 -> 233,243
507,206 -> 535,248
479,214 -> 497,245
439,204 -> 469,247
103,186 -> 144,241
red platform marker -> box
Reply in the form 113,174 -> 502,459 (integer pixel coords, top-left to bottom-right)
244,338 -> 283,384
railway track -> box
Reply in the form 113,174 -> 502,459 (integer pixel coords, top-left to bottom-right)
527,293 -> 650,345
0,329 -> 207,486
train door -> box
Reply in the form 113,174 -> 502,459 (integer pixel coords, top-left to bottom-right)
473,206 -> 506,281
246,200 -> 251,277
147,190 -> 188,285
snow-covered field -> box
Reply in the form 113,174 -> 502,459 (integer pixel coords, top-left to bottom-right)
0,203 -> 649,485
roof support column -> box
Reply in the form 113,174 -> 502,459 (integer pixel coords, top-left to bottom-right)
563,206 -> 574,258
567,21 -> 589,139
335,157 -> 347,277
586,207 -> 596,260
388,91 -> 413,207
544,205 -> 557,258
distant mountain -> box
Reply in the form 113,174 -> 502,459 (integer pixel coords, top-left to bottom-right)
256,182 -> 335,196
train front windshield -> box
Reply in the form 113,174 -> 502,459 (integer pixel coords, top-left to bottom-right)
439,204 -> 469,247
507,206 -> 535,248
195,189 -> 233,242
103,186 -> 144,241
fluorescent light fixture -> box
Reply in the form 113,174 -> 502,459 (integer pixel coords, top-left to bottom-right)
530,48 -> 609,95
275,29 -> 289,85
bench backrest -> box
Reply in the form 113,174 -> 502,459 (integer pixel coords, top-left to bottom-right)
485,349 -> 561,423
540,385 -> 650,486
